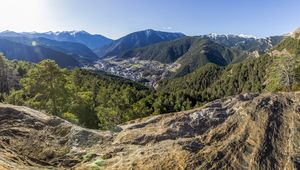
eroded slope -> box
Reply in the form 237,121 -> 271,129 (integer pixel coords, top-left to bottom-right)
1,93 -> 300,169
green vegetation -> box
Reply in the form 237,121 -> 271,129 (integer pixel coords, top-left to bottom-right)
89,159 -> 103,170
275,37 -> 300,55
83,152 -> 97,162
157,56 -> 271,109
0,55 -> 33,101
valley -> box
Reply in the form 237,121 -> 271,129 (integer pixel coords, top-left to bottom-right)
88,57 -> 181,87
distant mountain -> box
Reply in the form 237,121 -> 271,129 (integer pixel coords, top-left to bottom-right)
0,36 -> 99,64
121,36 -> 194,63
34,37 -> 100,63
0,30 -> 113,49
0,38 -> 80,68
120,36 -> 248,76
96,29 -> 185,58
202,33 -> 285,52
0,30 -> 23,37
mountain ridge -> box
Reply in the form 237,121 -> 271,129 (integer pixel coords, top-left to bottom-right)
0,38 -> 80,67
0,36 -> 99,64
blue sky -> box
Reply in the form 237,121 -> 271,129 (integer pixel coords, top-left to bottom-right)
0,0 -> 300,39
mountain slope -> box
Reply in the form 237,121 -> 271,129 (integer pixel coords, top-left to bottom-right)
119,36 -> 249,76
121,36 -> 195,63
96,29 -> 185,57
0,104 -> 111,169
35,37 -> 99,63
1,92 -> 300,169
0,38 -> 80,67
0,30 -> 113,49
174,38 -> 248,76
156,56 -> 270,111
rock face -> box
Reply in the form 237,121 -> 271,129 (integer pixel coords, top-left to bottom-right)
292,28 -> 300,39
0,104 -> 112,170
1,93 -> 300,169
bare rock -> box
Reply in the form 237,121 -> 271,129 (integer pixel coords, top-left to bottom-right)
1,92 -> 300,169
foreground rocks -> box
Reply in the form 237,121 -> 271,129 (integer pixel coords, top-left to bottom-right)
1,92 -> 300,169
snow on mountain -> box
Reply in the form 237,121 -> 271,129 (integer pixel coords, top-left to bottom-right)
207,33 -> 257,39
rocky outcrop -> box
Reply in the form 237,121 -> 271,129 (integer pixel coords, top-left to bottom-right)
292,27 -> 300,39
1,93 -> 300,169
0,104 -> 112,170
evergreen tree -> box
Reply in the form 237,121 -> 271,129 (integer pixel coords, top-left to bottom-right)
0,54 -> 9,101
20,60 -> 69,115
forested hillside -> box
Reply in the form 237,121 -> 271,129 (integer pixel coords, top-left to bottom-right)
158,56 -> 271,105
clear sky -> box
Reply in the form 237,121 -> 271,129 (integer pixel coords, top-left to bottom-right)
0,0 -> 299,39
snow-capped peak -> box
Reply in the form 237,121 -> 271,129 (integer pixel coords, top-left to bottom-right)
207,33 -> 228,39
206,33 -> 258,39
43,30 -> 89,36
69,30 -> 89,36
237,34 -> 257,39
144,29 -> 154,37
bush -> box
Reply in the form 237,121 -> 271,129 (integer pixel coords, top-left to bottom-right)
62,112 -> 79,124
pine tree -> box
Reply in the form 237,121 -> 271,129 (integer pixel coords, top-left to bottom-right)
21,60 -> 69,115
0,55 -> 9,101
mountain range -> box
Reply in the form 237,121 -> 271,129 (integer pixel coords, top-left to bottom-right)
0,36 -> 99,64
0,29 -> 286,76
0,38 -> 80,67
0,30 -> 112,49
